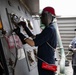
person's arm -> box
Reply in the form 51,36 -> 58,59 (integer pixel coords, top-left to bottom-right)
25,27 -> 53,47
24,38 -> 35,46
32,27 -> 53,46
69,37 -> 76,51
14,27 -> 53,47
13,27 -> 35,46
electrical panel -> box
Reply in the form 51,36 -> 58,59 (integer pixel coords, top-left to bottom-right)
5,9 -> 38,72
0,0 -> 40,75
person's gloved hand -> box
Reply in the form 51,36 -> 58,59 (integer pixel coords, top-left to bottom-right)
18,21 -> 34,37
13,27 -> 20,35
13,27 -> 26,44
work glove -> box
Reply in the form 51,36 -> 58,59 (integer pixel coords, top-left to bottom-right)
18,21 -> 34,37
13,27 -> 26,44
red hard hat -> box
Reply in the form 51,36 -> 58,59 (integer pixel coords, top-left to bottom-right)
42,7 -> 56,16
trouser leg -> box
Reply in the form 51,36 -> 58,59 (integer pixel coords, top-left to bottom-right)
73,66 -> 76,75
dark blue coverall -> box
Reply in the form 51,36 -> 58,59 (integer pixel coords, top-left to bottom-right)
33,23 -> 57,75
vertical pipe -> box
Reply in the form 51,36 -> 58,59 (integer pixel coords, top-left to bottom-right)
53,19 -> 65,75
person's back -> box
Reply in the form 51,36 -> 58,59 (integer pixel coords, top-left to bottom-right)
37,24 -> 57,64
36,23 -> 57,75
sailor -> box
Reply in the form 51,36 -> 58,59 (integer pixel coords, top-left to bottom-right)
13,6 -> 57,75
